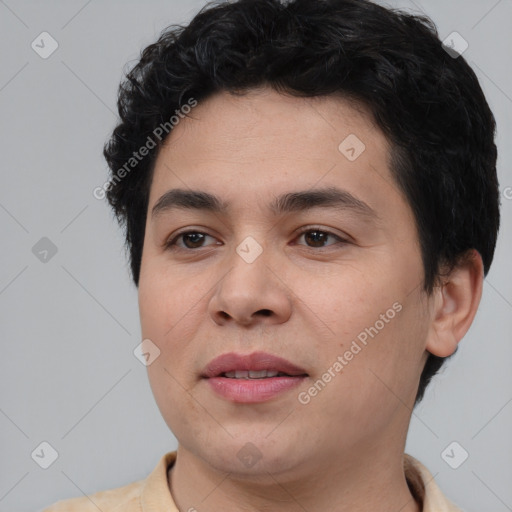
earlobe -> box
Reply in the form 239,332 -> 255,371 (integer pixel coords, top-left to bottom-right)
425,249 -> 484,358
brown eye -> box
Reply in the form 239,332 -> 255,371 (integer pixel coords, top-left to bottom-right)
303,230 -> 330,248
181,233 -> 207,249
165,231 -> 217,250
297,228 -> 346,249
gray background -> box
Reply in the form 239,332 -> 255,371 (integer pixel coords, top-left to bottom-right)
0,0 -> 510,511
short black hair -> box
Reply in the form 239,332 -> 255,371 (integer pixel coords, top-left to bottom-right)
103,0 -> 500,406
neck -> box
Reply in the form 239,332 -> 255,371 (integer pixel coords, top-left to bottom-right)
168,444 -> 421,512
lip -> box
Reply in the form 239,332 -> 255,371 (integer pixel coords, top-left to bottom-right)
202,351 -> 308,403
202,351 -> 307,378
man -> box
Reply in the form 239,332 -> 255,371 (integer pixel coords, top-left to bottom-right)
44,0 -> 500,510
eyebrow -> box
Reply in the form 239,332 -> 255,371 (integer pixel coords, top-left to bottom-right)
151,186 -> 379,221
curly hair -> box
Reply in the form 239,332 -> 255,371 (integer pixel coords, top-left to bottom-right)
103,0 -> 500,405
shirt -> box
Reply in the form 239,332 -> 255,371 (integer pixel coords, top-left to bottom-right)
41,452 -> 462,511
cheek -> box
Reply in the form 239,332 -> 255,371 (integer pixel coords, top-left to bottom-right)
138,270 -> 208,417
140,272 -> 207,437
138,267 -> 207,339
293,265 -> 426,403
289,264 -> 397,344
337,299 -> 427,412
147,359 -> 211,443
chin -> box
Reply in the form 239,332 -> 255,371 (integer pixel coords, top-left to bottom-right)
193,436 -> 303,477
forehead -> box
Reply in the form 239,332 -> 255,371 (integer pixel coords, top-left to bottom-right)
160,88 -> 382,156
148,87 -> 406,224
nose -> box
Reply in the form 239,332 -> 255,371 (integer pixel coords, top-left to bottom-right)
208,244 -> 293,327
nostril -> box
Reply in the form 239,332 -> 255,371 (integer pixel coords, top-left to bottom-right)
257,309 -> 272,317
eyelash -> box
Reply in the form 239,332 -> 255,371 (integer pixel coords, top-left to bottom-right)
164,226 -> 349,252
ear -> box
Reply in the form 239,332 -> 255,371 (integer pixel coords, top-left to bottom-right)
426,249 -> 484,358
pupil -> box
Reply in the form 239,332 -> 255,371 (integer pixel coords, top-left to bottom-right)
306,230 -> 327,247
184,233 -> 204,248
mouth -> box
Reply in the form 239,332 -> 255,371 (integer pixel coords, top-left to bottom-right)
221,370 -> 297,379
201,351 -> 308,403
201,351 -> 308,379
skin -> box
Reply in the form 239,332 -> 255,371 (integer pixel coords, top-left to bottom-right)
138,87 -> 483,512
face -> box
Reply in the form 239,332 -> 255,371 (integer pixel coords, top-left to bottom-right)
138,87 -> 432,478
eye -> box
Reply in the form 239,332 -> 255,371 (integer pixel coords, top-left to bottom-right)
165,230 -> 218,251
164,227 -> 349,252
295,227 -> 348,249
